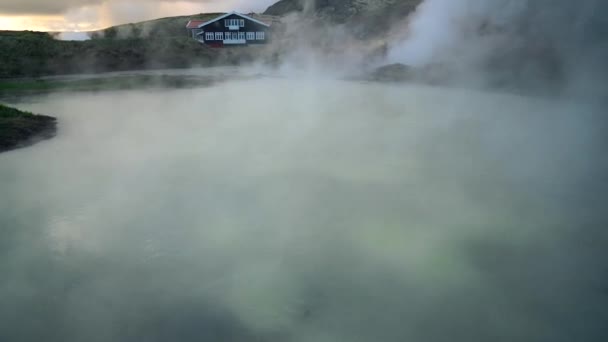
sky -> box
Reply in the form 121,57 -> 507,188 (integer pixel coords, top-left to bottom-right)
0,0 -> 276,31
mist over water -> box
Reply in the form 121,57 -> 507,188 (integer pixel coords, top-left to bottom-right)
1,75 -> 607,341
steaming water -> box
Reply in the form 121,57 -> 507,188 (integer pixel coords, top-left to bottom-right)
1,78 -> 607,341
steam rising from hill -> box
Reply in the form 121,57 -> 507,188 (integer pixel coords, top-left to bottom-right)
387,0 -> 608,95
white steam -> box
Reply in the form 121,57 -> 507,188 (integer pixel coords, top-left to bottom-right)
1,72 -> 606,341
388,0 -> 527,66
387,0 -> 608,95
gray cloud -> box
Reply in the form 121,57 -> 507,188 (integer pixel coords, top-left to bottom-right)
0,0 -> 277,30
0,0 -> 117,15
0,0 -> 275,15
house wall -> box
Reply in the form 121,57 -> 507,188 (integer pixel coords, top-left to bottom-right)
200,14 -> 270,46
190,28 -> 203,39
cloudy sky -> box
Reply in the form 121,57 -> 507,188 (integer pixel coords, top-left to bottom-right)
0,0 -> 276,31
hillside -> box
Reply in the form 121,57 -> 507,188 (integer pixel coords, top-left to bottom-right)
265,0 -> 422,36
90,13 -> 223,39
0,0 -> 424,79
0,30 -> 273,79
0,9 -> 288,79
257,0 -> 423,67
266,0 -> 413,19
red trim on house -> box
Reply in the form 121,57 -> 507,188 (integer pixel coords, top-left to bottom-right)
186,20 -> 205,29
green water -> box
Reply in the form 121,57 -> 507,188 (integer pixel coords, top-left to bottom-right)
1,79 -> 606,341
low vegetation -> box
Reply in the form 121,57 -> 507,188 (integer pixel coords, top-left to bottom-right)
0,1 -> 422,80
0,74 -> 228,94
90,13 -> 223,40
0,30 -> 274,79
0,104 -> 57,153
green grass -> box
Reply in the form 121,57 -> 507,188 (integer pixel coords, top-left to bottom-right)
0,11 -> 282,79
0,103 -> 36,118
92,13 -> 224,40
0,27 -> 272,79
0,32 -> 217,78
0,74 -> 221,94
0,104 -> 56,152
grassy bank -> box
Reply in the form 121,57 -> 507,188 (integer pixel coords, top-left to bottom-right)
0,104 -> 57,153
0,74 -> 224,94
0,31 -> 273,79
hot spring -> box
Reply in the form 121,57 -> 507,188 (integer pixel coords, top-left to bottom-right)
1,75 -> 606,341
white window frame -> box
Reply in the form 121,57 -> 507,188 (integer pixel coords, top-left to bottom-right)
246,32 -> 255,40
225,18 -> 243,27
238,32 -> 245,40
205,32 -> 214,40
215,32 -> 223,40
256,31 -> 265,40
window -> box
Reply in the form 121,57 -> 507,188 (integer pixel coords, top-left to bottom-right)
205,32 -> 214,40
256,31 -> 265,40
224,32 -> 231,39
215,32 -> 223,40
225,18 -> 243,27
246,32 -> 255,40
238,32 -> 245,40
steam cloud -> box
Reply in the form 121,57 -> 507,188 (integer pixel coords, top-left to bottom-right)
388,0 -> 608,95
2,70 -> 607,342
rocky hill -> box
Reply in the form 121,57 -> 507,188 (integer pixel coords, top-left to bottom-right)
266,0 -> 406,19
265,0 -> 421,37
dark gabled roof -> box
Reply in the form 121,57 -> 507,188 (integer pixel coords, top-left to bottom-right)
197,11 -> 271,28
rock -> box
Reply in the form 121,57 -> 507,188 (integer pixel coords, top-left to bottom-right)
369,63 -> 413,82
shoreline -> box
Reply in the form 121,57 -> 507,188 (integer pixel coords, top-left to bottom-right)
0,104 -> 57,153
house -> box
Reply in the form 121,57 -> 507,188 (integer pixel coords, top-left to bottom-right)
186,12 -> 272,47
186,20 -> 205,38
